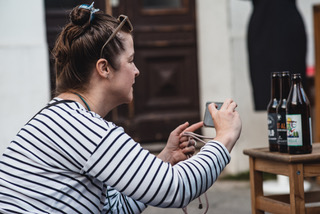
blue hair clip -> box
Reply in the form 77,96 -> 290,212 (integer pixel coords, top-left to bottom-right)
79,2 -> 100,21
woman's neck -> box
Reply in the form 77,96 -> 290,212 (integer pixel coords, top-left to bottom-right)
57,92 -> 115,117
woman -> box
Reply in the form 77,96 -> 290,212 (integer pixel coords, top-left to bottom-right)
0,3 -> 241,213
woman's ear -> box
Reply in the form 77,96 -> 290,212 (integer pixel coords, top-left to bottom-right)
96,58 -> 110,79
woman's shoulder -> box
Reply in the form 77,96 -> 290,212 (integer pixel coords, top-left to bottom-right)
43,98 -> 124,134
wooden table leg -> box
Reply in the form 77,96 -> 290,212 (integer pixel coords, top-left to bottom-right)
249,157 -> 264,214
289,163 -> 305,214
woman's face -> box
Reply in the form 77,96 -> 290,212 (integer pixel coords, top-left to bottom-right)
109,32 -> 140,104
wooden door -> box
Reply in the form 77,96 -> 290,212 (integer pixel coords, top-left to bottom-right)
45,0 -> 200,143
111,0 -> 201,142
313,5 -> 320,142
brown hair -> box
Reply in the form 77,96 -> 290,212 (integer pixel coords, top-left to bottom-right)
52,5 -> 132,96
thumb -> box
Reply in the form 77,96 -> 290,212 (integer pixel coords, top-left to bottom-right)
208,103 -> 218,118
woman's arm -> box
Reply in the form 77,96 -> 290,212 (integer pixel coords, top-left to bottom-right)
83,99 -> 241,208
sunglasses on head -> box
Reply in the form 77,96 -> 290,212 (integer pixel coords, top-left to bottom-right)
100,15 -> 133,58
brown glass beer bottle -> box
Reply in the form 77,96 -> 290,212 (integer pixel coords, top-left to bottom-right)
286,73 -> 312,154
277,71 -> 290,153
267,72 -> 281,152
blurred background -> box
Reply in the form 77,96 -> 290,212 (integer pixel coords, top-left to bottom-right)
1,0 -> 320,177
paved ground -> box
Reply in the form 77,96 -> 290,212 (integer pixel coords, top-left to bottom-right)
143,178 -> 320,214
143,180 -> 252,214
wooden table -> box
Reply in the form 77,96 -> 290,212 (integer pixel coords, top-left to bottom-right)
243,143 -> 320,214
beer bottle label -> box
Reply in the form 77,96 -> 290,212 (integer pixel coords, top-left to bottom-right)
277,112 -> 287,146
286,114 -> 303,146
268,113 -> 277,144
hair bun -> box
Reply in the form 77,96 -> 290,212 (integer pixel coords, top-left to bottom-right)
70,7 -> 91,26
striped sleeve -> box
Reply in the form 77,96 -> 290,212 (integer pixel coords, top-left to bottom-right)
81,127 -> 230,208
102,186 -> 147,214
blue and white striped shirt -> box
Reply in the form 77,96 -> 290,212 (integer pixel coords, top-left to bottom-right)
0,98 -> 230,213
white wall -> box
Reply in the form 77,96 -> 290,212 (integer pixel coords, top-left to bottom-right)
297,0 -> 320,68
196,0 -> 320,174
228,0 -> 267,174
0,0 -> 50,154
196,0 -> 266,174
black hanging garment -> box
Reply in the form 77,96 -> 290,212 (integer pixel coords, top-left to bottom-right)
247,0 -> 307,110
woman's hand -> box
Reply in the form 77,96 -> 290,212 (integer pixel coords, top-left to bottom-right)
157,121 -> 203,165
209,99 -> 242,152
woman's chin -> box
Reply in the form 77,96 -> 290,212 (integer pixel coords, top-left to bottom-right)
124,96 -> 134,104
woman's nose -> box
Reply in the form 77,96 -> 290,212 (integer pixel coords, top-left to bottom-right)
134,64 -> 140,77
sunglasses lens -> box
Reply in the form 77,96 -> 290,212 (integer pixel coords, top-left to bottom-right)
119,15 -> 133,32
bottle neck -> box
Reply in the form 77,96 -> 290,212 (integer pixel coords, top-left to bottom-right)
291,74 -> 302,88
281,75 -> 291,99
288,73 -> 310,105
271,75 -> 281,99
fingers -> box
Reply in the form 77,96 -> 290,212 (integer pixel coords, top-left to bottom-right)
179,139 -> 196,148
185,121 -> 203,132
225,99 -> 237,111
172,122 -> 189,136
212,99 -> 238,112
229,102 -> 237,112
183,146 -> 196,157
179,121 -> 204,138
179,141 -> 189,148
180,140 -> 196,157
208,103 -> 217,115
179,138 -> 196,157
179,135 -> 189,143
